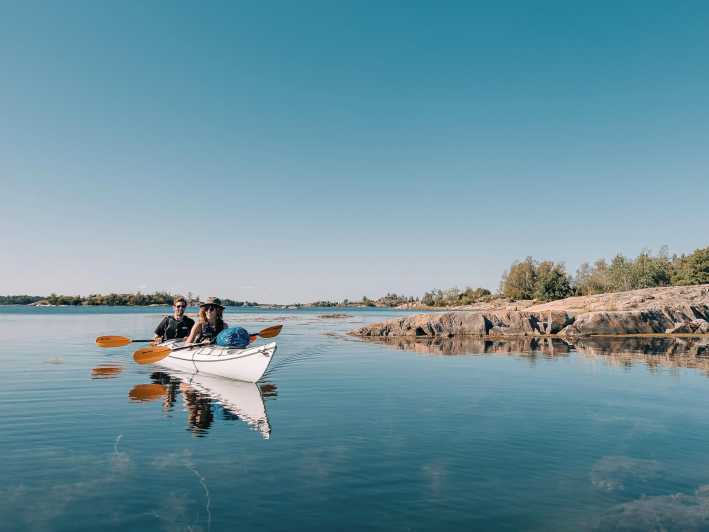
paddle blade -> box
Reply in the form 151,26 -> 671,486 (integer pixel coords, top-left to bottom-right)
257,325 -> 283,338
96,335 -> 132,348
133,346 -> 171,365
90,365 -> 124,379
129,384 -> 167,402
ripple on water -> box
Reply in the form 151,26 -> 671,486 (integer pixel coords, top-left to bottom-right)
3,310 -> 709,531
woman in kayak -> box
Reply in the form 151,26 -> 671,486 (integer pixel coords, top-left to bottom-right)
185,297 -> 228,344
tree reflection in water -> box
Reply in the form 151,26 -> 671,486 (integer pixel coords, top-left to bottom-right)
360,335 -> 709,375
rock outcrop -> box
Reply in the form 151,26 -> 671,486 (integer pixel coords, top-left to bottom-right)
352,285 -> 709,339
558,306 -> 709,337
353,310 -> 574,338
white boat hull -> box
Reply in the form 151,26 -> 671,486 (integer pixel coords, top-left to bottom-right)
185,372 -> 272,438
157,341 -> 277,382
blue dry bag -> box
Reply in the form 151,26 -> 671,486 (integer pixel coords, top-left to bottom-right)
215,327 -> 251,348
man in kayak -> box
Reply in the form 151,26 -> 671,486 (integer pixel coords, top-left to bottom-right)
153,296 -> 195,343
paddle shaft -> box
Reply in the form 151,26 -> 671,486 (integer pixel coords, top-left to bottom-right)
137,336 -> 258,361
165,341 -> 209,353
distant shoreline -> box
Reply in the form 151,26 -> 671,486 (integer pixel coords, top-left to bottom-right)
0,302 -> 396,310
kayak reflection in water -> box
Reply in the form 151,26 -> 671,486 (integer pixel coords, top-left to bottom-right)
149,371 -> 276,439
181,383 -> 214,436
150,372 -> 181,412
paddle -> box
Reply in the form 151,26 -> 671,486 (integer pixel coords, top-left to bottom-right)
90,365 -> 124,379
96,335 -> 153,348
128,383 -> 167,402
133,324 -> 283,365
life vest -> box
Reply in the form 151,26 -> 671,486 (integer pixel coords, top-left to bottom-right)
157,315 -> 194,340
163,316 -> 194,340
195,321 -> 226,343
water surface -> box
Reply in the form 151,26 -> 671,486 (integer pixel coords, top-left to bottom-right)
2,307 -> 709,531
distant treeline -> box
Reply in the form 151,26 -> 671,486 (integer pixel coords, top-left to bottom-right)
5,246 -> 708,308
501,245 -> 709,301
421,287 -> 492,307
306,245 -> 709,308
0,292 -> 259,307
414,246 -> 709,306
308,294 -> 417,308
0,295 -> 45,305
221,299 -> 259,307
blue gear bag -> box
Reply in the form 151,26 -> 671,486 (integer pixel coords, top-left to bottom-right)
215,327 -> 251,348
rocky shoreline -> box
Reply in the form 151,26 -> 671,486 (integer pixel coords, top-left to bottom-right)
351,285 -> 709,339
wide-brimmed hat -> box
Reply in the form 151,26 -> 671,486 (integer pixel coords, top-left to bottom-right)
199,297 -> 224,309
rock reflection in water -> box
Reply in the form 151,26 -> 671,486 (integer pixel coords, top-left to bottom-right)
365,336 -> 572,357
361,335 -> 709,375
145,372 -> 276,439
574,336 -> 709,374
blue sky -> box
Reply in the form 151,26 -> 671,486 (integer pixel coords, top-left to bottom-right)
1,1 -> 708,303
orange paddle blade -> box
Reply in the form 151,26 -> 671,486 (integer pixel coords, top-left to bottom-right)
96,335 -> 132,348
133,345 -> 171,365
258,325 -> 283,338
128,383 -> 167,402
90,365 -> 124,379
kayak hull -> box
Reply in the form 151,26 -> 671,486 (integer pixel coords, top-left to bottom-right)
157,341 -> 276,382
185,372 -> 272,438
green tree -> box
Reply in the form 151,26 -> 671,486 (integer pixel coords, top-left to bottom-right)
607,254 -> 634,292
500,257 -> 537,300
459,287 -> 492,304
632,248 -> 671,288
534,261 -> 573,301
361,296 -> 376,307
672,246 -> 709,285
575,259 -> 612,295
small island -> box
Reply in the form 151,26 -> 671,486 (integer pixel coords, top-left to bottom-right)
352,246 -> 709,340
351,284 -> 709,339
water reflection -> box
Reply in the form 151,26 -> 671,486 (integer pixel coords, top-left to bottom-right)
90,364 -> 124,379
361,335 -> 709,374
128,383 -> 167,402
139,371 -> 276,439
574,336 -> 709,374
362,336 -> 572,357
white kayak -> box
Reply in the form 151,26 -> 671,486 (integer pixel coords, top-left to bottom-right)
156,340 -> 277,382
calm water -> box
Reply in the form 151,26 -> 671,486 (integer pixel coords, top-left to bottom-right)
3,307 -> 709,531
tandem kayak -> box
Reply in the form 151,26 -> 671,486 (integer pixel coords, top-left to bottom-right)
156,340 -> 277,382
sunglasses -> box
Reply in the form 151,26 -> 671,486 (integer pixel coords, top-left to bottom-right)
204,305 -> 218,311
175,304 -> 186,309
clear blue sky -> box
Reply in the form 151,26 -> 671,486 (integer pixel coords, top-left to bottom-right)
1,1 -> 707,303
